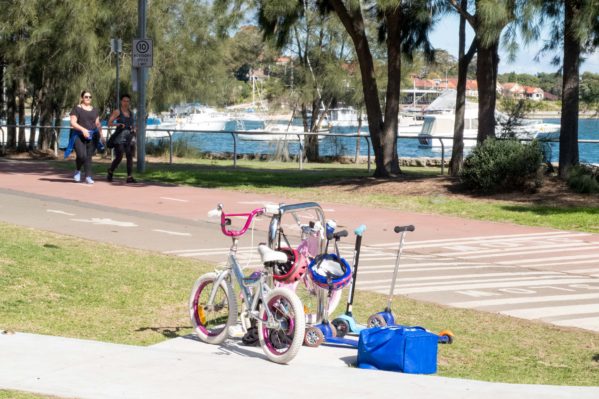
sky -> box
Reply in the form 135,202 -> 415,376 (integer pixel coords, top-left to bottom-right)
428,14 -> 599,75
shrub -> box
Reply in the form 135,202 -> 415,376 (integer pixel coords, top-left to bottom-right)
567,165 -> 599,194
460,138 -> 544,193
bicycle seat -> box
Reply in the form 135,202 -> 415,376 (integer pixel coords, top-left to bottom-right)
258,244 -> 288,264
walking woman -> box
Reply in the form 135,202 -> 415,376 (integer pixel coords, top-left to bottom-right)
70,90 -> 103,184
107,94 -> 136,183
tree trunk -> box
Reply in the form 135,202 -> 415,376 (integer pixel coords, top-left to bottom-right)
6,80 -> 17,149
476,43 -> 497,143
559,0 -> 581,178
304,101 -> 319,161
382,9 -> 402,176
0,55 -> 4,121
30,98 -> 39,151
17,78 -> 27,152
329,0 -> 387,177
449,2 -> 476,177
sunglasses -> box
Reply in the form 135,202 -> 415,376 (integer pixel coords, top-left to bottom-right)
84,95 -> 92,99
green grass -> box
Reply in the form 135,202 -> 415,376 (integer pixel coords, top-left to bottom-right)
1,222 -> 598,386
52,158 -> 599,233
0,391 -> 61,399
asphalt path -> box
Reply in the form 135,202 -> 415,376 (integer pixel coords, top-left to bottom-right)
1,159 -> 599,333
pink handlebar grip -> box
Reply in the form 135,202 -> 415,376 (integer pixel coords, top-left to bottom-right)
220,208 -> 264,237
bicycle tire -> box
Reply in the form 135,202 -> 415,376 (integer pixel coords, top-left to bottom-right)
189,272 -> 237,345
258,288 -> 305,364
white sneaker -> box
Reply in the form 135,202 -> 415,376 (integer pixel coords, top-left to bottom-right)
74,171 -> 81,182
85,176 -> 94,184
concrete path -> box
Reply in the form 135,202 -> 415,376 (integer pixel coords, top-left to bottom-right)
1,331 -> 598,399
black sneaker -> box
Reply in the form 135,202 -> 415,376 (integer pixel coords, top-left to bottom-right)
126,176 -> 137,184
107,170 -> 113,182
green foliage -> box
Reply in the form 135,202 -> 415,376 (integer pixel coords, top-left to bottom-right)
567,165 -> 599,194
145,137 -> 202,158
460,139 -> 544,192
497,98 -> 543,137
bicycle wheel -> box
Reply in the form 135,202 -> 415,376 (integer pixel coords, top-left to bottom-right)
258,288 -> 305,364
189,272 -> 237,345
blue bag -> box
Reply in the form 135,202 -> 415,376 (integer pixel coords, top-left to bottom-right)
357,326 -> 438,374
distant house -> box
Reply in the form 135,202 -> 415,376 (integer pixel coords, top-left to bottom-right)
523,86 -> 544,101
275,56 -> 292,65
501,82 -> 525,99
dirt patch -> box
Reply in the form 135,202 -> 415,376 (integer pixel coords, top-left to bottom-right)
321,174 -> 599,208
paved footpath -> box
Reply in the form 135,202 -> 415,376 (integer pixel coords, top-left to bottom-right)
1,159 -> 598,398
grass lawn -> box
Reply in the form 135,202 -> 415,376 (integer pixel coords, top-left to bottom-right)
1,222 -> 598,386
51,157 -> 598,233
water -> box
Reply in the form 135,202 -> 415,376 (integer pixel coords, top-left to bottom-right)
55,117 -> 599,165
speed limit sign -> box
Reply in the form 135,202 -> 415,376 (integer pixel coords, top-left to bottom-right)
132,39 -> 153,68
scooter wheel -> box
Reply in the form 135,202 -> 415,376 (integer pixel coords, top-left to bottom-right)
332,318 -> 350,338
304,326 -> 324,348
438,329 -> 454,344
367,314 -> 387,328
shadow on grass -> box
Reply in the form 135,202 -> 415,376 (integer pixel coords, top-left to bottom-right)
500,204 -> 599,216
135,326 -> 191,339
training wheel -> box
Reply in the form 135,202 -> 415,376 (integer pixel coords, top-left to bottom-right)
367,314 -> 387,328
332,318 -> 350,338
304,326 -> 324,347
438,329 -> 454,345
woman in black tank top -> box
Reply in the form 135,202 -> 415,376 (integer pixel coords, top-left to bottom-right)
107,94 -> 137,183
69,90 -> 103,184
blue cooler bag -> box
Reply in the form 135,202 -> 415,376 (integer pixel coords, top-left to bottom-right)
357,326 -> 438,374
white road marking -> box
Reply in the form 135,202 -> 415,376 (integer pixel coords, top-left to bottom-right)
164,246 -> 254,254
362,278 -> 598,295
449,293 -> 599,308
501,303 -> 599,319
159,197 -> 189,203
499,253 -> 599,265
570,268 -> 599,274
358,271 -> 561,286
152,229 -> 191,236
371,231 -> 589,248
359,265 -> 503,274
47,209 -> 75,216
551,317 -> 599,332
70,218 -> 137,227
455,244 -> 599,260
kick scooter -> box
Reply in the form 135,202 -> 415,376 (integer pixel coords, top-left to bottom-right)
366,225 -> 454,344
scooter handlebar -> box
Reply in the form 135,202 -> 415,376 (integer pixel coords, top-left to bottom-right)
394,225 -> 415,233
354,224 -> 366,236
327,230 -> 349,240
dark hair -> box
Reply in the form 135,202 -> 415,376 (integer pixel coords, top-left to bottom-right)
79,90 -> 92,104
121,93 -> 131,100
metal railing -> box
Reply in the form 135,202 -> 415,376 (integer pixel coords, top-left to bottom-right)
3,123 -> 597,175
141,127 -> 374,172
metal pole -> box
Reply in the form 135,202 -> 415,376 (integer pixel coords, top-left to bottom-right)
116,43 -> 120,110
439,139 -> 445,175
136,0 -> 147,173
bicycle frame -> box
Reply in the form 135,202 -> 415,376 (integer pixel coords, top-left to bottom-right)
206,205 -> 278,326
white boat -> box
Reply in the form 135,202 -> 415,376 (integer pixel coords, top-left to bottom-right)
177,105 -> 231,132
327,107 -> 367,128
398,113 -> 424,136
417,90 -> 561,148
238,123 -> 327,141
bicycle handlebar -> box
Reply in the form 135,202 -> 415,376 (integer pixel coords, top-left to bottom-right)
394,225 -> 415,233
220,207 -> 264,237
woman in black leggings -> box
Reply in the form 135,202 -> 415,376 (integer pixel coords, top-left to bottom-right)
107,94 -> 136,183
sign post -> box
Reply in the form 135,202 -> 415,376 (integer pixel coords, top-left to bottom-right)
135,0 -> 149,173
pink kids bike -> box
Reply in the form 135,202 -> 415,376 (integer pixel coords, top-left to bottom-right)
189,204 -> 305,364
